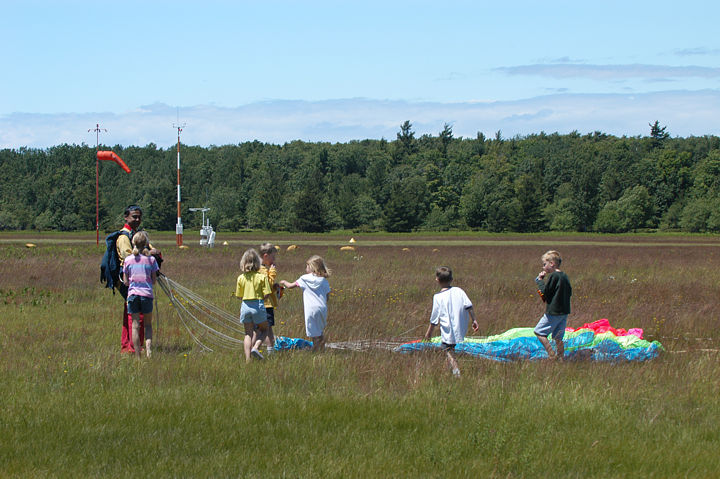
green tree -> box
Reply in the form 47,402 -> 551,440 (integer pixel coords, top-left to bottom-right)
438,123 -> 453,157
689,150 -> 720,198
616,185 -> 654,230
594,201 -> 623,233
543,183 -> 579,231
290,160 -> 330,233
395,121 -> 416,159
680,198 -> 712,232
649,120 -> 669,148
291,187 -> 330,232
383,174 -> 428,232
460,155 -> 520,231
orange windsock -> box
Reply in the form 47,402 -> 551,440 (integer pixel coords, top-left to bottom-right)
97,150 -> 131,173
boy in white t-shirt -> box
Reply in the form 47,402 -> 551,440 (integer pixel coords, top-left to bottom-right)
423,266 -> 478,377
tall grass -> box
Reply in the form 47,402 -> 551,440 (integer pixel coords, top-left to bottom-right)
1,233 -> 719,477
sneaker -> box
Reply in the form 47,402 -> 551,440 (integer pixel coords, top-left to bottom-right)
251,349 -> 264,360
452,368 -> 461,377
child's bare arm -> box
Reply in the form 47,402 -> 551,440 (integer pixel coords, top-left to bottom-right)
467,306 -> 479,331
423,323 -> 436,341
280,280 -> 297,289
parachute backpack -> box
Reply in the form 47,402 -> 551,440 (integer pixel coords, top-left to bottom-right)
100,230 -> 131,298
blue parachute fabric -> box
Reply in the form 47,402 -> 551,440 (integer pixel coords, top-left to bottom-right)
589,338 -> 663,362
274,336 -> 313,350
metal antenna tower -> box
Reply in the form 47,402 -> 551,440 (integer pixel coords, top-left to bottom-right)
89,123 -> 107,245
173,111 -> 187,247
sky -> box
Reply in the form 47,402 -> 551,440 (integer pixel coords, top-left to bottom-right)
1,0 -> 720,148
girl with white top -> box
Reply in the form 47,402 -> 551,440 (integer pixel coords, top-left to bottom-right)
281,255 -> 331,351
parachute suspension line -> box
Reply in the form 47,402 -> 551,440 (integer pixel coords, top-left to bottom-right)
156,275 -> 245,352
325,339 -> 409,352
156,275 -> 216,352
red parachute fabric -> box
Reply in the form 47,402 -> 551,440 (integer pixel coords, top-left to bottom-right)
97,151 -> 131,173
566,318 -> 644,339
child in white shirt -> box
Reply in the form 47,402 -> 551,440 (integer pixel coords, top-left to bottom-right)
281,255 -> 331,351
423,266 -> 478,377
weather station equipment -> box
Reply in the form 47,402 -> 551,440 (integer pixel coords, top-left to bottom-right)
189,207 -> 215,247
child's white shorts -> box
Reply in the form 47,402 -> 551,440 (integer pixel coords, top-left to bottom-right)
305,306 -> 327,337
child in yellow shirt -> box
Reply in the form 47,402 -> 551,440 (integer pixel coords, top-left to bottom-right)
235,248 -> 272,362
258,242 -> 281,353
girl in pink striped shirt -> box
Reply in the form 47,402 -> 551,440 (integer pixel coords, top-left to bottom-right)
122,231 -> 159,358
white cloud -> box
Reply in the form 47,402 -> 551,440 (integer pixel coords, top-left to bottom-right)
1,91 -> 719,149
496,64 -> 720,80
674,47 -> 720,57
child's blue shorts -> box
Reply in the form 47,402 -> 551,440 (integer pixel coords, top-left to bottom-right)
534,313 -> 568,340
240,299 -> 267,325
127,295 -> 153,315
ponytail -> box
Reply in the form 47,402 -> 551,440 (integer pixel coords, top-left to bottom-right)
131,231 -> 149,257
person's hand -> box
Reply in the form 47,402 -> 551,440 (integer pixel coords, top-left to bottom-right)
472,320 -> 479,332
538,270 -> 546,280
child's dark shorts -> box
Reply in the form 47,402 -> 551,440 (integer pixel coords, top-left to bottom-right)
441,342 -> 456,351
127,295 -> 153,314
266,307 -> 275,327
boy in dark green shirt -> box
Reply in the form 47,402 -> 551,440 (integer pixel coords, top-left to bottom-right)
534,250 -> 572,359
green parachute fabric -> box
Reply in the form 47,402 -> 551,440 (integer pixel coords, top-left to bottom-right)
396,319 -> 663,362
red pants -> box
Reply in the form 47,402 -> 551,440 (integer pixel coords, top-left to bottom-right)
121,302 -> 145,353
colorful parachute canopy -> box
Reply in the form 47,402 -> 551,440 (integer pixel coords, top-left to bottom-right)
396,319 -> 663,362
97,150 -> 131,173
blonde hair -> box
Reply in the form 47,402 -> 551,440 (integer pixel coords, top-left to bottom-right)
131,231 -> 149,256
541,250 -> 562,266
240,248 -> 261,273
259,242 -> 277,257
306,255 -> 330,277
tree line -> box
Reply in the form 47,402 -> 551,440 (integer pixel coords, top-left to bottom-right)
1,121 -> 720,234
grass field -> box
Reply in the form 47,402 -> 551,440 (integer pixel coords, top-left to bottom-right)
2,231 -> 719,478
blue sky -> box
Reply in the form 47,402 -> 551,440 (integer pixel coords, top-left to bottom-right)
2,0 -> 720,147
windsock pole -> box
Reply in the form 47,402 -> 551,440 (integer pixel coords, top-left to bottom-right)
173,121 -> 186,247
89,123 -> 107,245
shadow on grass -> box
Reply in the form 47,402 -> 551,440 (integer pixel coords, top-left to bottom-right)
153,343 -> 195,354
